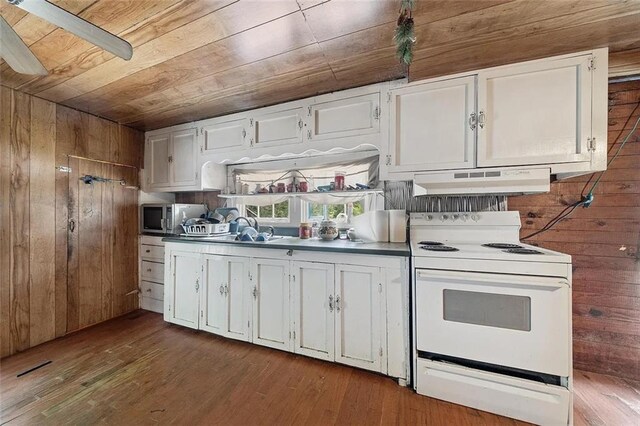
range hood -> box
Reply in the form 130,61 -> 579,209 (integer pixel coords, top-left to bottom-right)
413,167 -> 551,196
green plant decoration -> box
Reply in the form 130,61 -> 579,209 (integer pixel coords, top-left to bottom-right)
394,0 -> 416,66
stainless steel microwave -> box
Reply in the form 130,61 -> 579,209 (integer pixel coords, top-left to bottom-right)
140,204 -> 207,235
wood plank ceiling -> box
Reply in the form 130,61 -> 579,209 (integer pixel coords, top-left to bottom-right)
1,0 -> 640,131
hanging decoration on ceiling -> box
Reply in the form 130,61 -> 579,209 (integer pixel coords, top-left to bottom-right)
394,0 -> 416,67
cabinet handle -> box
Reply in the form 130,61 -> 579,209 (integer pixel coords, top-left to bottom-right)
168,155 -> 173,163
286,249 -> 293,257
468,112 -> 477,130
224,285 -> 229,296
478,111 -> 486,129
146,268 -> 152,272
373,105 -> 380,120
252,286 -> 257,299
298,118 -> 303,130
195,278 -> 200,292
145,249 -> 151,253
335,295 -> 341,312
329,295 -> 334,312
219,285 -> 224,295
242,129 -> 246,139
68,218 -> 75,233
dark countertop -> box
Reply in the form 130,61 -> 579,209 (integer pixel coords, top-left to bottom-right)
162,235 -> 410,257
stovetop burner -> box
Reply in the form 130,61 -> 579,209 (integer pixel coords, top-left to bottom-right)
420,245 -> 459,252
483,243 -> 523,249
504,248 -> 544,255
419,241 -> 443,246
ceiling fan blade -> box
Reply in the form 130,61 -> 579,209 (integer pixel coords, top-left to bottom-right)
0,15 -> 47,75
8,0 -> 133,60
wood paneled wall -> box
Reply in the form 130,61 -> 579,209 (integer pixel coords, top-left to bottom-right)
509,80 -> 640,380
0,86 -> 143,358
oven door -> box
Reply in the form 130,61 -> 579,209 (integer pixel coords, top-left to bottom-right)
141,205 -> 167,234
415,269 -> 570,377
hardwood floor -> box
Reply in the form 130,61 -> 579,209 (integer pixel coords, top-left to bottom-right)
1,311 -> 639,425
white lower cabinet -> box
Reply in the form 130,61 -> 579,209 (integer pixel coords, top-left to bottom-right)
165,251 -> 201,329
251,258 -> 291,351
291,262 -> 335,361
334,264 -> 383,372
201,255 -> 251,342
164,244 -> 408,380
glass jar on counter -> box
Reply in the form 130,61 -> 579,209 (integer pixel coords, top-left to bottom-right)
299,222 -> 312,239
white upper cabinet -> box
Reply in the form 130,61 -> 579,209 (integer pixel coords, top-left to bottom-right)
201,113 -> 248,154
334,264 -> 383,372
146,133 -> 171,188
251,106 -> 304,147
251,258 -> 291,352
171,129 -> 198,187
477,54 -> 593,167
309,91 -> 380,141
388,76 -> 476,173
291,261 -> 335,362
165,251 -> 201,330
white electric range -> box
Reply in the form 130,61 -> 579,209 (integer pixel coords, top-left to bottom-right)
410,211 -> 573,425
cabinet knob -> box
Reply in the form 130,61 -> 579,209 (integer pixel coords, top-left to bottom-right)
146,288 -> 151,293
145,249 -> 151,253
146,268 -> 152,272
286,249 -> 293,257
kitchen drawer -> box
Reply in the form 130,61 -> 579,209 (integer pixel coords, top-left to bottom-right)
141,244 -> 165,261
141,260 -> 164,283
140,296 -> 163,314
141,281 -> 164,300
140,235 -> 165,246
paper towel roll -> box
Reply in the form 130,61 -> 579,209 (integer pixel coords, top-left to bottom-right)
388,209 -> 407,243
351,210 -> 389,242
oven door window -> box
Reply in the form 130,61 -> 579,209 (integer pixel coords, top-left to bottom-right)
143,207 -> 164,231
443,289 -> 531,331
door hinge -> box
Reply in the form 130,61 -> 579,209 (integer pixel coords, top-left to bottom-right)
200,145 -> 203,153
168,304 -> 171,311
201,310 -> 203,318
587,137 -> 596,152
379,347 -> 383,357
289,331 -> 292,339
387,92 -> 391,103
373,106 -> 380,120
293,331 -> 296,340
249,118 -> 254,127
588,57 -> 595,71
199,128 -> 204,136
307,129 -> 312,140
308,106 -> 312,117
385,154 -> 392,166
248,320 -> 250,328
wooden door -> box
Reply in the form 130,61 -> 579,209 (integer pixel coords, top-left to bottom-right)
201,115 -> 248,153
334,264 -> 383,372
170,128 -> 198,187
388,76 -> 476,172
166,251 -> 201,329
251,258 -> 291,352
477,54 -> 592,167
291,262 -> 335,361
310,92 -> 380,141
146,133 -> 170,188
251,106 -> 304,147
67,158 -> 139,332
201,255 -> 227,335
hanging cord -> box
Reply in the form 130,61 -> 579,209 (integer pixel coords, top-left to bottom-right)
522,105 -> 640,241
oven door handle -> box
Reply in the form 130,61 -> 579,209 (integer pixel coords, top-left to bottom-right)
416,270 -> 569,291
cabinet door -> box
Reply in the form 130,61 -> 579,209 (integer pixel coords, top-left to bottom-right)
165,251 -> 201,329
170,129 -> 198,187
146,133 -> 170,188
251,107 -> 304,147
291,262 -> 335,361
201,255 -> 227,335
202,116 -> 248,153
225,257 -> 251,342
477,55 -> 592,167
334,265 -> 382,372
202,255 -> 251,341
251,258 -> 291,352
310,92 -> 380,141
388,76 -> 476,172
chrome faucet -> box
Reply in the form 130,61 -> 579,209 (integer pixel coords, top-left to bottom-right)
235,216 -> 259,231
